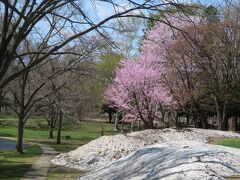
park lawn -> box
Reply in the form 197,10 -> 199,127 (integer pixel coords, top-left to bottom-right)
0,113 -> 131,179
0,113 -> 111,130
0,119 -> 117,179
47,165 -> 87,180
0,114 -> 48,130
212,137 -> 240,149
0,145 -> 42,180
0,118 -> 117,152
214,138 -> 240,180
0,113 -> 18,120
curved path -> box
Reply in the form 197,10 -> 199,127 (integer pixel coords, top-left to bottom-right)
21,143 -> 58,180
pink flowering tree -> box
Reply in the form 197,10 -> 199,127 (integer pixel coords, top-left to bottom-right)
139,15 -> 202,126
105,58 -> 172,129
105,15 -> 200,128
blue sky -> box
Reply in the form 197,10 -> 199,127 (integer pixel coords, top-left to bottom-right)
32,0 -> 230,57
81,0 -> 224,56
86,0 -> 224,20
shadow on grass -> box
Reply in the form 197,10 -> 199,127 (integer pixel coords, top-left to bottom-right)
78,136 -> 96,141
0,159 -> 32,179
227,175 -> 240,179
0,145 -> 42,179
0,132 -> 16,138
48,165 -> 87,180
209,137 -> 240,149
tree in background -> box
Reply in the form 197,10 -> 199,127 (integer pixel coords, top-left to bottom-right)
105,4 -> 239,130
3,36 -> 100,152
97,52 -> 123,121
100,104 -> 117,123
98,53 -> 124,82
105,13 -> 204,129
138,3 -> 240,130
0,0 -> 180,90
169,7 -> 240,130
5,67 -> 51,153
105,58 -> 172,129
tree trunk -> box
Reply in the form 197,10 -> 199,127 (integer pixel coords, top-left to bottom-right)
113,114 -> 119,132
186,115 -> 190,126
57,111 -> 63,144
201,119 -> 208,129
199,111 -> 208,129
48,108 -> 56,139
49,127 -> 54,139
235,116 -> 239,131
129,121 -> 134,132
16,117 -> 24,154
108,112 -> 112,123
171,110 -> 181,129
215,97 -> 222,130
215,97 -> 228,131
0,89 -> 3,112
228,117 -> 235,131
49,116 -> 55,139
121,119 -> 124,133
192,114 -> 198,128
147,120 -> 155,129
138,119 -> 140,130
221,101 -> 228,131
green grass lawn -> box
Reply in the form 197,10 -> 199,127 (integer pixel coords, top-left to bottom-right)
1,114 -> 239,180
47,165 -> 87,180
213,137 -> 240,149
0,113 -> 124,179
0,113 -> 131,152
0,120 -> 117,152
212,138 -> 240,180
0,113 -> 47,129
0,145 -> 42,180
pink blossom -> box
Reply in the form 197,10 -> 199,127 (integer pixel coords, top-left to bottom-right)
105,15 -> 200,125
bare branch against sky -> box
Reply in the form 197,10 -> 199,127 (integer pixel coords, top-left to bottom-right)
0,0 -> 184,88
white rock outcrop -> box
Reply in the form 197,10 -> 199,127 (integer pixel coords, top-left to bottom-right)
79,142 -> 240,180
51,128 -> 240,171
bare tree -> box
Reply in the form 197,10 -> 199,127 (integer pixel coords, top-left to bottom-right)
163,1 -> 240,130
0,0 -> 181,90
4,34 -> 100,153
5,67 -> 50,153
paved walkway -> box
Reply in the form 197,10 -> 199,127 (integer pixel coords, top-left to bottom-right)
21,143 -> 58,180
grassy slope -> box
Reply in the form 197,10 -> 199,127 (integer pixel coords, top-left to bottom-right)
213,137 -> 240,149
47,166 -> 87,180
0,145 -> 42,180
0,113 -> 117,152
212,138 -> 240,180
0,113 -> 118,179
1,114 -> 239,179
